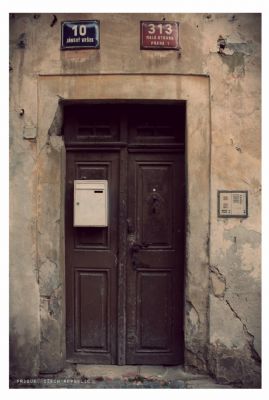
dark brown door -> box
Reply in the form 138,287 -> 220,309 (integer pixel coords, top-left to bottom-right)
65,151 -> 119,363
126,152 -> 185,364
64,103 -> 185,365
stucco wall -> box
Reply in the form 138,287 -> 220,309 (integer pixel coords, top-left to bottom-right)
9,13 -> 261,387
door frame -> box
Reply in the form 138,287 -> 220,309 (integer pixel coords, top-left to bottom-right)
63,102 -> 186,365
37,74 -> 210,372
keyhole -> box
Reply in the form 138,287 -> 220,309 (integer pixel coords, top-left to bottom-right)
152,197 -> 157,214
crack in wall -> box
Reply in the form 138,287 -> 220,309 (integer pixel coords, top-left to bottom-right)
225,299 -> 261,363
40,282 -> 62,320
185,347 -> 207,373
209,265 -> 227,298
186,300 -> 201,338
209,264 -> 226,281
186,300 -> 201,325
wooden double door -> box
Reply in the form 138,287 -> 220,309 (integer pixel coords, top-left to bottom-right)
65,103 -> 185,365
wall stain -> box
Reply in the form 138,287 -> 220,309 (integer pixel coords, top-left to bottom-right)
17,33 -> 26,49
208,341 -> 261,387
221,52 -> 245,74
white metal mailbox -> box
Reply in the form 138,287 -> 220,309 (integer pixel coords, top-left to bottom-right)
74,180 -> 108,227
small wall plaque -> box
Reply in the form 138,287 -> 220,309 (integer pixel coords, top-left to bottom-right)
61,20 -> 100,50
218,190 -> 248,218
140,21 -> 180,50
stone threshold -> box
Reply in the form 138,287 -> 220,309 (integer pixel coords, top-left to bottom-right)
11,364 -> 233,389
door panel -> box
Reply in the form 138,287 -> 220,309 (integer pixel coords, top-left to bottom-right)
126,152 -> 185,364
138,163 -> 173,247
137,270 -> 173,350
66,151 -> 119,363
75,270 -> 109,351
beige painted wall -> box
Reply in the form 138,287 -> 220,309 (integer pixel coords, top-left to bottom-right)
9,13 -> 261,387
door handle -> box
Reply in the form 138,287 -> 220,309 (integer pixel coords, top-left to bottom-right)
129,241 -> 150,270
130,241 -> 149,254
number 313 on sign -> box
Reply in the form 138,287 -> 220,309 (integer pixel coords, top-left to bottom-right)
147,23 -> 173,35
140,21 -> 180,50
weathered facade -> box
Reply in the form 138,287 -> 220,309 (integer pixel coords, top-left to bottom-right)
9,13 -> 261,388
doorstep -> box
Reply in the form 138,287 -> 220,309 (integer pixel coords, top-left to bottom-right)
10,364 -> 233,389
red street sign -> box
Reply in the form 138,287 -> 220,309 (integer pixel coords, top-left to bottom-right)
140,21 -> 180,50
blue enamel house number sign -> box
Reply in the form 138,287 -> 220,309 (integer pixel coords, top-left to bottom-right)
61,20 -> 100,49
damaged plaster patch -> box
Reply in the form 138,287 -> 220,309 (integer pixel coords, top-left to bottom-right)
210,265 -> 226,298
211,225 -> 261,356
45,103 -> 64,151
186,300 -> 200,335
49,135 -> 64,151
240,242 -> 260,279
208,342 -> 261,388
210,295 -> 245,349
185,347 -> 207,373
48,103 -> 63,137
209,291 -> 261,386
222,225 -> 261,264
40,285 -> 61,320
39,258 -> 58,297
17,32 -> 27,48
216,35 -> 254,75
221,52 -> 245,75
223,225 -> 260,253
40,296 -> 63,372
217,35 -> 253,56
225,299 -> 261,362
